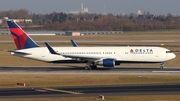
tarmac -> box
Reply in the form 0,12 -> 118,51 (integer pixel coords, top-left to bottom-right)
0,66 -> 179,75
0,83 -> 179,98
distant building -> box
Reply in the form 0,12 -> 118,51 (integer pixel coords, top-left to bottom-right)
81,3 -> 89,13
65,31 -> 81,36
0,17 -> 32,24
137,10 -> 142,15
11,19 -> 32,23
81,3 -> 84,11
83,8 -> 89,13
3,17 -> 8,20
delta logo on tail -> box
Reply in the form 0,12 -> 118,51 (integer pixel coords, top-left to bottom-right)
7,21 -> 39,50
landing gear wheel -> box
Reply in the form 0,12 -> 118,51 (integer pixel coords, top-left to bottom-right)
160,66 -> 163,69
160,62 -> 164,69
85,66 -> 92,70
85,62 -> 97,70
91,65 -> 97,69
84,66 -> 92,70
85,66 -> 89,70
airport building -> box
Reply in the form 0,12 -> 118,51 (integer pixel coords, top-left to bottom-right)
137,10 -> 142,15
10,19 -> 32,23
83,8 -> 89,13
0,17 -> 32,24
81,3 -> 89,13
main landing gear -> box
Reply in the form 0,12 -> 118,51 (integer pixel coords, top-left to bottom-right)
160,62 -> 164,69
85,62 -> 97,70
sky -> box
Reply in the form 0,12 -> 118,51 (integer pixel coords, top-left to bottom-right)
0,0 -> 180,15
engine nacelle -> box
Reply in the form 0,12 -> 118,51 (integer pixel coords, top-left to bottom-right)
96,59 -> 115,67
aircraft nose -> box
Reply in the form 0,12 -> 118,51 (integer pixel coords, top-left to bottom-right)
171,53 -> 176,59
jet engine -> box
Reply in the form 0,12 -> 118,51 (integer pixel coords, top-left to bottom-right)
96,58 -> 115,67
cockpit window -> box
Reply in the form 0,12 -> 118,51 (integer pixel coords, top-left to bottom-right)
166,51 -> 172,53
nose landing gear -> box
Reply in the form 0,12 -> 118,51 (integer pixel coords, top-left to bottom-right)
160,62 -> 164,69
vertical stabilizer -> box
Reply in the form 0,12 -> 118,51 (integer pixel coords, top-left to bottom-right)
7,20 -> 39,50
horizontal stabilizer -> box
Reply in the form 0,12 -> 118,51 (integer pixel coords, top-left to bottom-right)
7,50 -> 31,55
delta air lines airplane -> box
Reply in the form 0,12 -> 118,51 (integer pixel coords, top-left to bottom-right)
7,20 -> 176,70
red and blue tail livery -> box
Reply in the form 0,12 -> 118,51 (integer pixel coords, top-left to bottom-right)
7,20 -> 39,50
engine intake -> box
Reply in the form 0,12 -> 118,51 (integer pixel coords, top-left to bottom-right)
97,59 -> 115,67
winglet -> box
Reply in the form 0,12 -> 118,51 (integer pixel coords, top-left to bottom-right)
44,42 -> 59,54
70,40 -> 78,47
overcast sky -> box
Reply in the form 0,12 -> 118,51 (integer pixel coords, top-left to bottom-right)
0,0 -> 180,15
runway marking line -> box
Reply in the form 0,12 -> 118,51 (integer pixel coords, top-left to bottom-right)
43,88 -> 84,95
152,71 -> 180,73
35,89 -> 48,92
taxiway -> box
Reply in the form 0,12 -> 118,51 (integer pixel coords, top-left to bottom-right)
0,83 -> 179,98
0,66 -> 179,75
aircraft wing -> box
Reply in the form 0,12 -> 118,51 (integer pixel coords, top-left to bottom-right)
44,42 -> 115,61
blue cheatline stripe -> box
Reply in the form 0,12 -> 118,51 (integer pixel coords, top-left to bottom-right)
7,21 -> 19,28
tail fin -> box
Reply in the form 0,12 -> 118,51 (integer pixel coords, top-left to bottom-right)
7,20 -> 39,50
70,40 -> 78,47
45,42 -> 59,54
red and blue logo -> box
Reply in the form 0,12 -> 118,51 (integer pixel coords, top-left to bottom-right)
130,49 -> 153,54
7,21 -> 39,50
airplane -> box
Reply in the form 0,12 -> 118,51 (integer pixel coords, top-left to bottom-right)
7,20 -> 176,70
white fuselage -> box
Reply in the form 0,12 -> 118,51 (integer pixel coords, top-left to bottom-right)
11,46 -> 176,64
